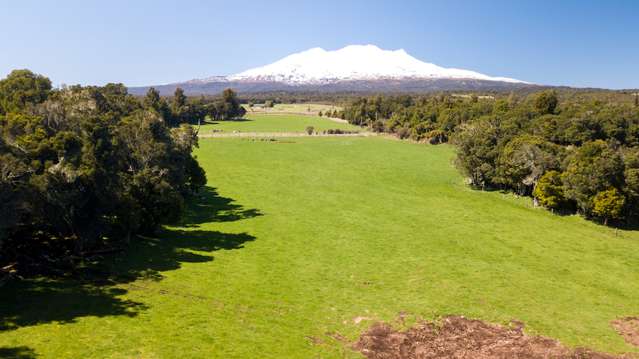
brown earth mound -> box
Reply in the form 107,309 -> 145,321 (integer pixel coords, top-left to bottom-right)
354,315 -> 625,359
612,318 -> 639,348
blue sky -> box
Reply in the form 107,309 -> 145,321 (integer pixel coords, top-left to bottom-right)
1,0 -> 637,89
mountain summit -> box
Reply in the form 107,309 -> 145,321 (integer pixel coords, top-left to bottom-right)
132,45 -> 533,95
225,45 -> 525,84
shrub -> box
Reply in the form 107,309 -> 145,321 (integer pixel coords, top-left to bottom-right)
371,120 -> 385,133
592,188 -> 625,225
426,130 -> 447,144
396,127 -> 411,139
533,170 -> 568,210
305,126 -> 314,135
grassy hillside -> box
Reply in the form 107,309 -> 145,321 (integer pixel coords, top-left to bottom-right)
1,136 -> 638,358
199,113 -> 359,134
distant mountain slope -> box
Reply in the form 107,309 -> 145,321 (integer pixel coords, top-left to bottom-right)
130,45 -> 536,95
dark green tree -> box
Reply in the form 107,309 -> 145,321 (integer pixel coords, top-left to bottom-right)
144,87 -> 162,111
209,89 -> 246,121
562,140 -> 625,215
0,70 -> 206,272
0,69 -> 52,114
453,116 -> 501,188
495,135 -> 560,195
169,87 -> 188,126
221,88 -> 245,120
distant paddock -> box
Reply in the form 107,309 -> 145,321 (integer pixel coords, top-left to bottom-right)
198,131 -> 374,138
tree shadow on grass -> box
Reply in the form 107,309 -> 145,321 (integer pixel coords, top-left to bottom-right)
208,117 -> 253,124
180,186 -> 263,226
0,190 -> 259,332
106,229 -> 255,283
0,279 -> 142,331
0,346 -> 37,359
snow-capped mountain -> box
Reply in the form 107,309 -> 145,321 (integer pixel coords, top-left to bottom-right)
131,45 -> 534,95
225,45 -> 525,84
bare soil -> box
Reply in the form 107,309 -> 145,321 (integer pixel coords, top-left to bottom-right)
612,318 -> 639,348
354,315 -> 629,359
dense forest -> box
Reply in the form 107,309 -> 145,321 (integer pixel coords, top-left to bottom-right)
341,91 -> 639,226
0,69 -> 245,275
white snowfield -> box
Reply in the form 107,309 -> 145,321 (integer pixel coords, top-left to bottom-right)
219,45 -> 525,85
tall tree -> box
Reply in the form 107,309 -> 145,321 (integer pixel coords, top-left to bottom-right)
209,88 -> 246,121
562,140 -> 625,215
144,87 -> 161,111
495,135 -> 560,195
172,87 -> 187,112
0,69 -> 52,114
453,116 -> 502,188
221,88 -> 245,120
170,87 -> 188,125
143,87 -> 171,123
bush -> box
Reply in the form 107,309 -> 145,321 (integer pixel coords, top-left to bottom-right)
533,90 -> 558,115
371,120 -> 385,133
592,188 -> 625,225
533,171 -> 568,210
426,130 -> 447,144
396,127 -> 411,139
305,126 -> 314,135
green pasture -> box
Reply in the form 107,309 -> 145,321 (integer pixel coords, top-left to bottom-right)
2,133 -> 638,358
200,113 -> 359,134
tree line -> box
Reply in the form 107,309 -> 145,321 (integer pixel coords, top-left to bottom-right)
341,91 -> 639,226
143,87 -> 245,126
0,69 -> 244,274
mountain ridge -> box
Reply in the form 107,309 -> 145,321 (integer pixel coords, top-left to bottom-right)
130,45 -> 536,95
227,45 -> 526,84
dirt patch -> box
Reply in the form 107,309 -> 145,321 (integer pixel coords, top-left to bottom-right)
354,315 -> 625,358
306,336 -> 324,345
327,331 -> 348,343
612,317 -> 639,347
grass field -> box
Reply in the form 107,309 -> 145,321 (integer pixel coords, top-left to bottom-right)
2,134 -> 639,357
245,103 -> 342,116
200,113 -> 359,134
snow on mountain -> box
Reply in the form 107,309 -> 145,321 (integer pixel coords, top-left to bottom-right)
224,44 -> 525,84
129,45 -> 532,95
